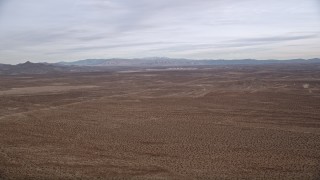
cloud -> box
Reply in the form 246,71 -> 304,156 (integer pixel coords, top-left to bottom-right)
0,0 -> 320,63
49,41 -> 178,54
230,34 -> 318,44
146,33 -> 319,53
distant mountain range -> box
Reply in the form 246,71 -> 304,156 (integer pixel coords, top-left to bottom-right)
1,58 -> 319,75
0,61 -> 95,75
58,57 -> 320,67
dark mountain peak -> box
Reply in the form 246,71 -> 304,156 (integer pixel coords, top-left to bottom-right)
0,61 -> 74,75
18,61 -> 33,66
18,61 -> 35,66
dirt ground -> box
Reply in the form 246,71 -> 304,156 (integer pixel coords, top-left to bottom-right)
0,64 -> 320,179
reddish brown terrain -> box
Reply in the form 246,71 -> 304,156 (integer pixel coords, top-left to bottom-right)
0,64 -> 320,179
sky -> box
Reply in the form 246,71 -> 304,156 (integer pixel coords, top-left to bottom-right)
0,0 -> 320,64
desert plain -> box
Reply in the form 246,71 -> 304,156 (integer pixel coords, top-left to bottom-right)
0,63 -> 320,179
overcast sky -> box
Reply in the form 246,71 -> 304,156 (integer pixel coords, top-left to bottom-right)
0,0 -> 320,64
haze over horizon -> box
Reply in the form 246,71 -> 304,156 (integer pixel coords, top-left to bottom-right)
1,0 -> 320,64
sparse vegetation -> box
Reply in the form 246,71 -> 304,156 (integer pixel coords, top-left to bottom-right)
0,64 -> 319,179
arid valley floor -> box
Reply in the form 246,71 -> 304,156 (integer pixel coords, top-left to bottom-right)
0,64 -> 320,179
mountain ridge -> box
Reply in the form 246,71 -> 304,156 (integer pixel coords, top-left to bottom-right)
58,58 -> 320,67
0,61 -> 97,75
1,58 -> 319,75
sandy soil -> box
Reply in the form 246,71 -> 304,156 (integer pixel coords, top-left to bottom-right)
0,64 -> 319,179
0,85 -> 99,95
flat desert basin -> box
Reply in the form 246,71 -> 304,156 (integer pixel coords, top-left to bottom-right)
0,85 -> 99,95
